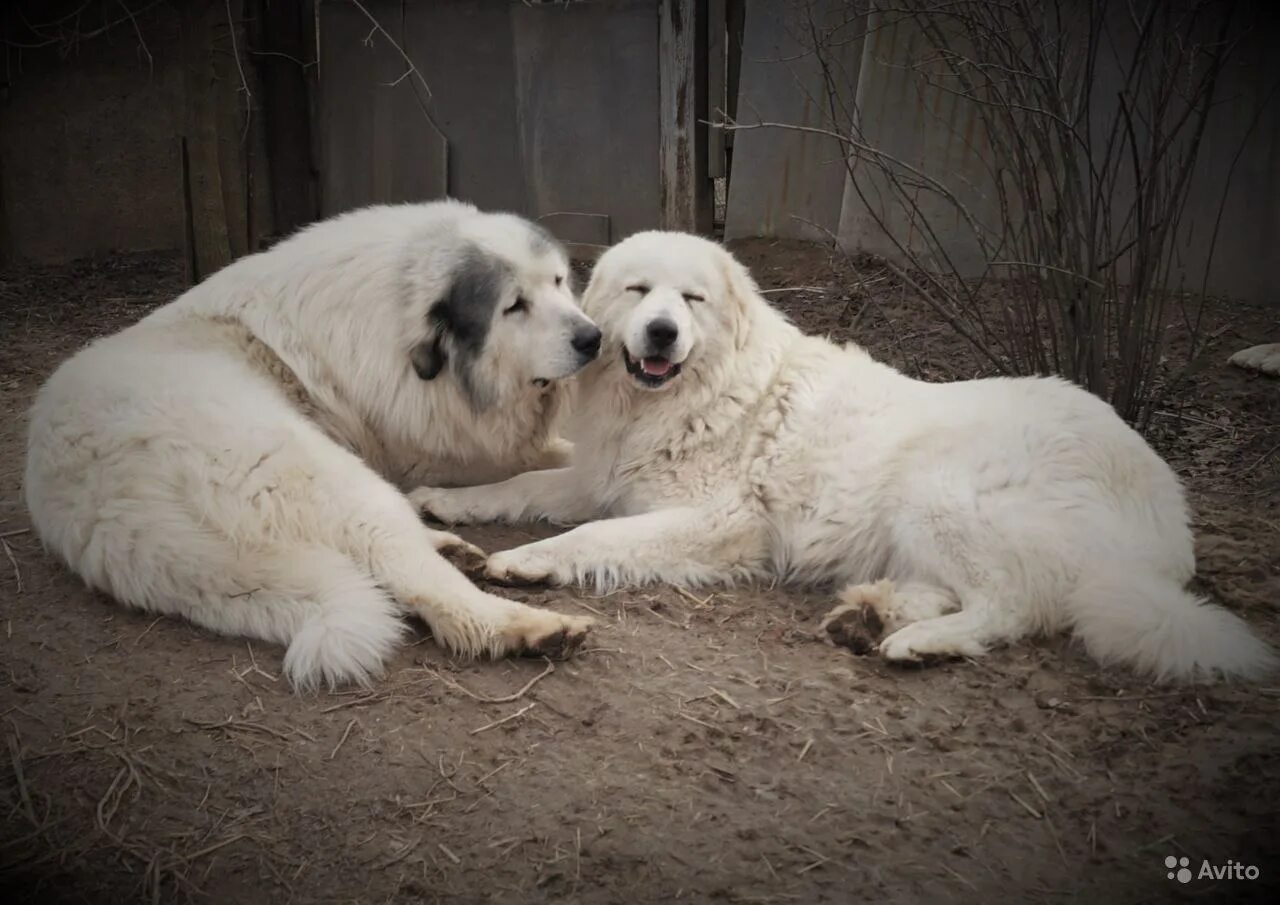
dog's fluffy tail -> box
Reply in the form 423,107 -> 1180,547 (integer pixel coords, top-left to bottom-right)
1066,565 -> 1276,683
181,546 -> 406,691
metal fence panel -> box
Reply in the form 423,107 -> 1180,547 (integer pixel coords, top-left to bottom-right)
512,0 -> 662,244
724,0 -> 864,242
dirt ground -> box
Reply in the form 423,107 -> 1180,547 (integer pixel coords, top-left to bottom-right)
1,242 -> 1278,905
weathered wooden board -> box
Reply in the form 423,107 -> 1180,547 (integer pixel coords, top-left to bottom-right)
316,0 -> 448,215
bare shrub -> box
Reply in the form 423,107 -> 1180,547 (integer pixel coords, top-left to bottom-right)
727,0 -> 1254,428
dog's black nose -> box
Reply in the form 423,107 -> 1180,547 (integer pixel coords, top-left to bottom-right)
646,318 -> 678,349
572,325 -> 603,358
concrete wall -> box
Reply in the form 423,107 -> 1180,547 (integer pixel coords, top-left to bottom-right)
0,7 -> 186,262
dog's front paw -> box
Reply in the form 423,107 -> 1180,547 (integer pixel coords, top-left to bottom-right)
485,548 -> 561,586
879,627 -> 927,663
499,607 -> 594,660
409,486 -> 476,525
427,530 -> 487,577
879,622 -> 983,664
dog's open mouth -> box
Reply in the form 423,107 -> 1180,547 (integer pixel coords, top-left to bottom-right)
623,348 -> 682,388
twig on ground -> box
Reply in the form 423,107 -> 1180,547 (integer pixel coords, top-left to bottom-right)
7,733 -> 37,826
329,718 -> 358,760
133,617 -> 163,647
1008,789 -> 1043,819
426,659 -> 555,704
470,703 -> 537,736
185,717 -> 294,742
2,539 -> 24,593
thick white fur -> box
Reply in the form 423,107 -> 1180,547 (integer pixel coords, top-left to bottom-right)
25,201 -> 593,690
411,232 -> 1276,683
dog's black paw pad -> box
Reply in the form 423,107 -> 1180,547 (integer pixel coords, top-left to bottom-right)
439,544 -> 486,577
523,626 -> 589,660
824,604 -> 884,656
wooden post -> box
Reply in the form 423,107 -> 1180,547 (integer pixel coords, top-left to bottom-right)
724,0 -> 745,177
659,0 -> 699,231
707,0 -> 727,180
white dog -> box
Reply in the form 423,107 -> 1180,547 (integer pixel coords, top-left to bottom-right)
25,201 -> 599,689
411,232 -> 1276,683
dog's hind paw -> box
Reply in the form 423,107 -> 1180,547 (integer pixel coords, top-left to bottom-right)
820,603 -> 885,656
428,530 -> 487,577
500,607 -> 593,660
820,581 -> 893,654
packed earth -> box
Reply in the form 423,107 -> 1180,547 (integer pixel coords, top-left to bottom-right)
1,241 -> 1277,904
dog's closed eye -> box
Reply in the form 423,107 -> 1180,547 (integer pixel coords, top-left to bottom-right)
626,284 -> 651,295
504,297 -> 529,315
682,292 -> 705,303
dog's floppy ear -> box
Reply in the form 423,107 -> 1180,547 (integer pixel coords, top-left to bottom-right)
410,246 -> 506,382
410,334 -> 446,380
412,247 -> 509,409
719,247 -> 763,350
579,267 -> 608,319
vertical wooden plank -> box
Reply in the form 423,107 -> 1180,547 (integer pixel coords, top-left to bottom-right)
178,137 -> 197,284
403,1 -> 523,212
659,0 -> 698,230
181,0 -> 233,281
214,0 -> 251,260
693,0 -> 713,233
0,149 -> 10,266
316,0 -> 447,216
707,0 -> 727,179
255,0 -> 317,240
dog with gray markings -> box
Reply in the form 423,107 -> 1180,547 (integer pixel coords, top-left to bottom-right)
25,200 -> 599,689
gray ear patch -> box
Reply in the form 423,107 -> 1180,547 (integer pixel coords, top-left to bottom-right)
412,245 -> 510,408
410,335 -> 446,380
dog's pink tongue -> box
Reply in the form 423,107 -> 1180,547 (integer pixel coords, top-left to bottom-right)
642,357 -> 672,377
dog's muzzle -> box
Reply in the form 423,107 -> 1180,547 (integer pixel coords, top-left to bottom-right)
572,325 -> 603,361
621,318 -> 684,388
622,348 -> 682,388
532,324 -> 601,388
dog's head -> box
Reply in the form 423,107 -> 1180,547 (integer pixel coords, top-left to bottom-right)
581,231 -> 760,392
406,214 -> 600,409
